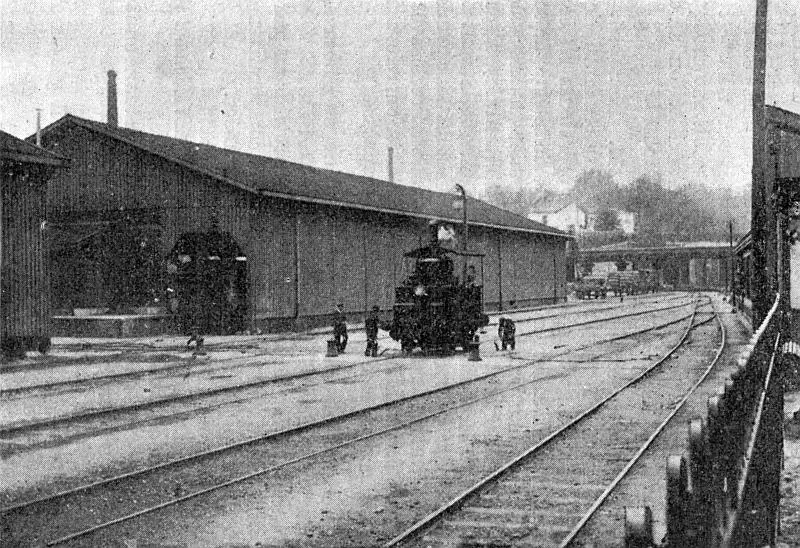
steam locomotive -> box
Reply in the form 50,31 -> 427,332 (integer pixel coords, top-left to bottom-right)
389,224 -> 489,353
165,231 -> 247,335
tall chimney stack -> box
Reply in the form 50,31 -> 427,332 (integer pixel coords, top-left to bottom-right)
35,109 -> 42,146
387,146 -> 394,183
107,70 -> 118,127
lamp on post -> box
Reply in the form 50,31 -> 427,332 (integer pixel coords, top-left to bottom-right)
453,184 -> 468,280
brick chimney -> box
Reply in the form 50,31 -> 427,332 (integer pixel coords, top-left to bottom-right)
107,70 -> 118,127
35,108 -> 42,146
387,146 -> 394,183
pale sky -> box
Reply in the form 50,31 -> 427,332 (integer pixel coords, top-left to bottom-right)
1,0 -> 798,195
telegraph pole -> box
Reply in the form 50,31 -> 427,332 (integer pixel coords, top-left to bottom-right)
751,0 -> 769,323
729,219 -> 735,300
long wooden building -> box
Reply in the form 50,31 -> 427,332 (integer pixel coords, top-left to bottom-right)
34,107 -> 569,334
1,130 -> 66,358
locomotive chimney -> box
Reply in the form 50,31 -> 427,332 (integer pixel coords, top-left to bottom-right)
107,70 -> 118,127
387,146 -> 394,183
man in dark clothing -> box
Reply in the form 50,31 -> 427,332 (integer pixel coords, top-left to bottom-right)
365,305 -> 380,357
498,300 -> 516,351
498,317 -> 516,350
333,303 -> 348,353
180,254 -> 206,355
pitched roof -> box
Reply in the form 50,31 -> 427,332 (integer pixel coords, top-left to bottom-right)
38,115 -> 569,238
1,130 -> 66,166
530,193 -> 578,214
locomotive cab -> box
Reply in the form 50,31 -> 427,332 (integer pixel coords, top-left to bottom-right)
390,241 -> 489,354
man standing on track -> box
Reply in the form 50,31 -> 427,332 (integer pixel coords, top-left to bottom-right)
365,305 -> 380,357
333,303 -> 348,353
498,300 -> 516,351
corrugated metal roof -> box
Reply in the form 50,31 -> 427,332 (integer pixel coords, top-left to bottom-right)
0,130 -> 66,166
39,115 -> 569,238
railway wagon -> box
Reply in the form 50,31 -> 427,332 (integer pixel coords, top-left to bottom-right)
1,131 -> 66,359
389,225 -> 489,354
607,270 -> 657,296
573,276 -> 607,299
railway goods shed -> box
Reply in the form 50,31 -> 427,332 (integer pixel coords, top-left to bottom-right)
1,130 -> 66,358
33,80 -> 570,335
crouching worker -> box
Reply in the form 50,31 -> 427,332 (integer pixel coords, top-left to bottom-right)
365,305 -> 381,357
333,303 -> 348,353
498,316 -> 516,351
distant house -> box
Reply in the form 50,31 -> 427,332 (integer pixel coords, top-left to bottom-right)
529,192 -> 635,235
528,194 -> 588,234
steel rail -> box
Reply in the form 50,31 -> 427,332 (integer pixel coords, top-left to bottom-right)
382,296 -> 707,547
0,301 -> 699,476
0,298 -> 695,438
2,293 -> 687,396
558,298 -> 726,546
4,302 -> 697,517
40,300 -> 703,547
3,301 -> 699,525
41,292 -> 675,359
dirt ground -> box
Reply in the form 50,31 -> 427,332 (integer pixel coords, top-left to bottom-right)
58,303 -> 689,546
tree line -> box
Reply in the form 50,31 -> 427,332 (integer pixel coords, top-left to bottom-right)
482,169 -> 750,247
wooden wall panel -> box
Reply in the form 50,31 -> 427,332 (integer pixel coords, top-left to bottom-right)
297,207 -> 335,316
492,231 -> 566,306
364,215 -> 414,310
363,220 -> 392,310
250,198 -> 296,319
467,227 -> 500,306
501,233 -> 524,303
1,165 -> 49,340
333,212 -> 367,313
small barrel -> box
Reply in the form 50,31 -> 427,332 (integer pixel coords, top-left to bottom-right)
326,339 -> 339,357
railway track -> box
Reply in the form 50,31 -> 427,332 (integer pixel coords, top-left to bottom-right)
384,298 -> 724,547
1,298 -> 703,546
1,292 -> 687,397
0,296 -> 696,449
41,292 -> 680,355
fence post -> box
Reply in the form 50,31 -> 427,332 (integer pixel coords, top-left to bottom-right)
665,453 -> 689,546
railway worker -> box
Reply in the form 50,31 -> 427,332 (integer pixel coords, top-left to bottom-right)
365,305 -> 380,357
497,304 -> 516,351
333,303 -> 348,353
181,254 -> 207,355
